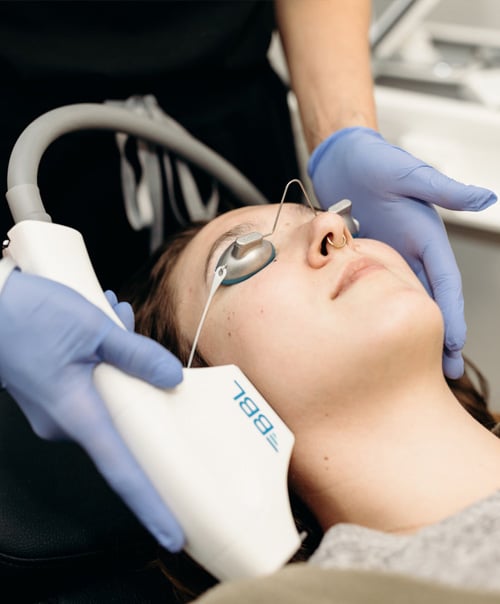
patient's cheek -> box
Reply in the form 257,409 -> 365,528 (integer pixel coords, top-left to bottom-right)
223,309 -> 236,341
200,303 -> 241,364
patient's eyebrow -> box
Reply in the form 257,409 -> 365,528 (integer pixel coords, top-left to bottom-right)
204,222 -> 256,281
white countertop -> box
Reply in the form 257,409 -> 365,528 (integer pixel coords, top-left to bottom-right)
376,86 -> 500,234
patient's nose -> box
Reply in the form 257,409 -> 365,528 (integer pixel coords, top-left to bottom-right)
306,212 -> 353,268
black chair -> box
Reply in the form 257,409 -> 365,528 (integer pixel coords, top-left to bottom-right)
0,387 -> 179,603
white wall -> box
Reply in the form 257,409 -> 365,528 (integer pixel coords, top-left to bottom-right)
430,0 -> 500,28
373,0 -> 500,29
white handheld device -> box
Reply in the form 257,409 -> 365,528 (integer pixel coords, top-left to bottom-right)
3,219 -> 302,581
4,103 -> 302,580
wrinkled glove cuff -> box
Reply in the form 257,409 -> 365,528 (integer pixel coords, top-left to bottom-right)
0,257 -> 17,295
308,126 -> 381,178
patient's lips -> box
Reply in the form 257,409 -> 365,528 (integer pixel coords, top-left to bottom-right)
332,257 -> 385,298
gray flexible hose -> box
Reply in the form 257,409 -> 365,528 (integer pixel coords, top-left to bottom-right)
6,103 -> 270,224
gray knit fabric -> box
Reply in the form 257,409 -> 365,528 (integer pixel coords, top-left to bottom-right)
308,490 -> 500,592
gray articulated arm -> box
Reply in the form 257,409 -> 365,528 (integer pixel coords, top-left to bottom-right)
6,103 -> 270,224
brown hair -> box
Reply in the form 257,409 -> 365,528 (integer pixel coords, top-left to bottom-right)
122,223 -> 208,369
121,225 -> 500,602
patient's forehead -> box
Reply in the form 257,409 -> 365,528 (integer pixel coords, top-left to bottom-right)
200,202 -> 311,242
209,204 -> 275,232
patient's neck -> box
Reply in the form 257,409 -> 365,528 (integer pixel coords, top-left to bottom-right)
291,366 -> 500,535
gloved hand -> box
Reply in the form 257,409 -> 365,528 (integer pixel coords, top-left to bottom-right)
0,269 -> 185,551
308,127 -> 497,379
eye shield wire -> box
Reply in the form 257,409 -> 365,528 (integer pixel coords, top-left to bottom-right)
187,179 -> 319,366
191,183 -> 360,364
216,178 -> 319,285
187,265 -> 227,368
262,177 -> 318,239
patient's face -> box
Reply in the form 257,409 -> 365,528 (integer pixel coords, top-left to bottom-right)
172,203 -> 443,427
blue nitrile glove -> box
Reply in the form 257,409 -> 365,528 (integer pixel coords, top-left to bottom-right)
308,127 -> 497,379
0,269 -> 185,552
104,288 -> 135,331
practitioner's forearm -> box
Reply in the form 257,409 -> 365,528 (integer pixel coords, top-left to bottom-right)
275,0 -> 377,151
